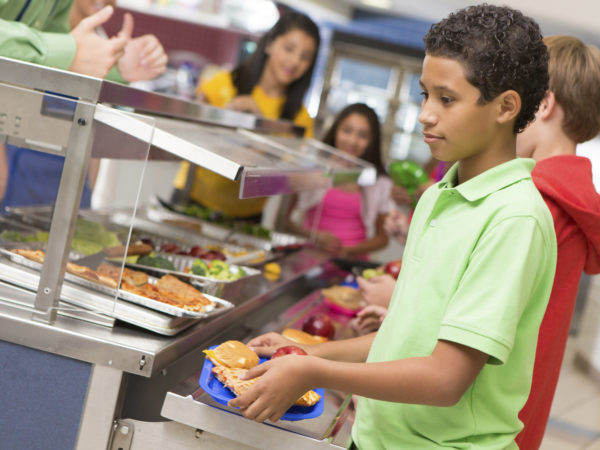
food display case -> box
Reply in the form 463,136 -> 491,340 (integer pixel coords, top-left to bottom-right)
0,57 -> 370,449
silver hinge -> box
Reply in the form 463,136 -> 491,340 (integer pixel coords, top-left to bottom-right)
109,418 -> 134,450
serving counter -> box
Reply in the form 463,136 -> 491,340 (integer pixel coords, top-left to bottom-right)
0,57 -> 365,449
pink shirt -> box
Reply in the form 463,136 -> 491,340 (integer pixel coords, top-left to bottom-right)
303,188 -> 366,246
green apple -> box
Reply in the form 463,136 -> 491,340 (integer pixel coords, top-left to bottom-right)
362,268 -> 384,280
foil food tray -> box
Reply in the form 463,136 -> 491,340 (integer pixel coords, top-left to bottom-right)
108,211 -> 267,265
147,202 -> 306,251
127,252 -> 261,299
0,248 -> 234,319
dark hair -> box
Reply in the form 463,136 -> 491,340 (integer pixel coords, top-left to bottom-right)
424,4 -> 549,133
322,103 -> 385,174
231,11 -> 320,121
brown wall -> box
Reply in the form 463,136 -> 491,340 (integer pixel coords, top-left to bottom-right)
103,7 -> 252,67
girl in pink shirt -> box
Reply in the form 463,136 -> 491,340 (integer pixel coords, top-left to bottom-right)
285,103 -> 393,259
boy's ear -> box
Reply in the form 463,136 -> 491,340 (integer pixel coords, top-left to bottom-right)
538,91 -> 556,120
496,90 -> 521,126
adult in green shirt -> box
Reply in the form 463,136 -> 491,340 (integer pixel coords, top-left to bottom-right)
0,0 -> 168,208
0,0 -> 167,81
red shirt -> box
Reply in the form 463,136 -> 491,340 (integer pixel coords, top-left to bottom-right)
517,155 -> 600,449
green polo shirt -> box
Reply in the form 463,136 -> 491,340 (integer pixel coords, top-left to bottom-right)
352,158 -> 557,449
0,0 -> 125,81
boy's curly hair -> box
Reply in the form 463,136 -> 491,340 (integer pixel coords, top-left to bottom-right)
424,4 -> 549,133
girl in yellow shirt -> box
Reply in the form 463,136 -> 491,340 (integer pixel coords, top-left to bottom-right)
173,11 -> 320,219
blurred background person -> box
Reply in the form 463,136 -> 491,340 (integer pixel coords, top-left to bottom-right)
285,103 -> 394,259
171,10 -> 320,222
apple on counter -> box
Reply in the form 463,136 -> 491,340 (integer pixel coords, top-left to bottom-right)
302,314 -> 335,340
271,346 -> 308,358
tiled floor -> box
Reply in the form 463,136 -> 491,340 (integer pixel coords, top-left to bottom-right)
540,338 -> 600,449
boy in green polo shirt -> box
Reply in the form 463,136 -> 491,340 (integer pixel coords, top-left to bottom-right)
231,4 -> 557,448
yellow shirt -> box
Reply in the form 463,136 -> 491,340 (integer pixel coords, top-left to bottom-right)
173,71 -> 313,217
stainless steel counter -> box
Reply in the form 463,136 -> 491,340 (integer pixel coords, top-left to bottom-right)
0,248 -> 333,377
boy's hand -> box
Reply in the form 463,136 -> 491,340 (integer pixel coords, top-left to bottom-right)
356,274 -> 396,307
351,304 -> 388,334
247,332 -> 301,357
229,355 -> 317,422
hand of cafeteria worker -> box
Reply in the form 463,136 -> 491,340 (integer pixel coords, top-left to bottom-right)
69,5 -> 128,78
246,332 -> 302,357
226,95 -> 263,115
229,354 -> 318,422
391,184 -> 414,207
351,304 -> 388,334
117,14 -> 168,82
314,230 -> 342,253
356,274 -> 396,308
383,209 -> 410,244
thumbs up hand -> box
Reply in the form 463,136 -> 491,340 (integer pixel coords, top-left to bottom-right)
69,5 -> 128,78
117,13 -> 168,82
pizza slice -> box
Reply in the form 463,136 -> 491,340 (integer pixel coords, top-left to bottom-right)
211,365 -> 320,407
155,274 -> 213,308
96,262 -> 149,287
11,248 -> 46,264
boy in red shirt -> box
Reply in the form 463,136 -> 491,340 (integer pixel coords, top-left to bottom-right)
515,35 -> 600,449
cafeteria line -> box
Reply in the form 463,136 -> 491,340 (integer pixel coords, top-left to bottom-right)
1,1 -> 600,449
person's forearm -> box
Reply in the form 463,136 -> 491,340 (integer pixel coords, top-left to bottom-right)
284,218 -> 311,238
311,357 -> 457,406
308,340 -> 487,406
345,233 -> 389,256
308,333 -> 375,362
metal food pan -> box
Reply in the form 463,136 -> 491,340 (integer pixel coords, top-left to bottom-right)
0,216 -> 48,247
128,252 -> 261,299
0,248 -> 234,319
145,205 -> 306,251
109,212 -> 265,263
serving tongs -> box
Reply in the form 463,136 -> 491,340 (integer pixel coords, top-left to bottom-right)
72,243 -> 152,270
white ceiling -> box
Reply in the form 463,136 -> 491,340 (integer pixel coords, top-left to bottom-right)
354,0 -> 600,46
285,0 -> 600,47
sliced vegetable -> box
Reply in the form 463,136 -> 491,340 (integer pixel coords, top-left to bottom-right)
190,259 -> 210,276
137,255 -> 176,271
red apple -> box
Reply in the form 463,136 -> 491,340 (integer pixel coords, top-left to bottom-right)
160,243 -> 180,253
302,314 -> 335,340
188,245 -> 205,257
272,345 -> 307,358
384,260 -> 402,279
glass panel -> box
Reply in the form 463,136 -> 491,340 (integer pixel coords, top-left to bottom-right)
0,84 -> 155,323
266,136 -> 376,185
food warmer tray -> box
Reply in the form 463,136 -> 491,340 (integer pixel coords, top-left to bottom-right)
148,200 -> 307,251
2,206 -> 267,265
127,252 -> 261,299
108,209 -> 269,265
0,259 -> 196,335
0,248 -> 233,319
